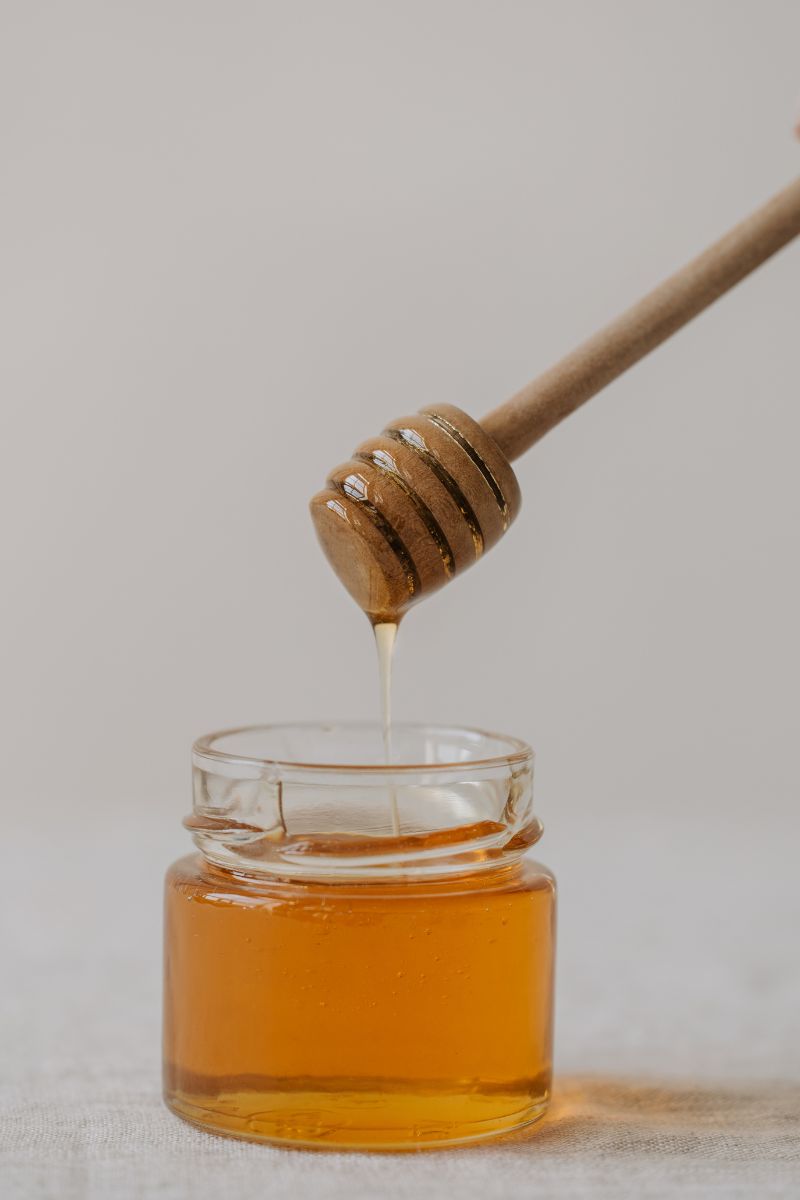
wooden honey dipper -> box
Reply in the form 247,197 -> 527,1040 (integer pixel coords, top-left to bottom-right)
311,177 -> 800,624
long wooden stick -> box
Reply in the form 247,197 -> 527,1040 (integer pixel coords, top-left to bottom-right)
481,177 -> 800,461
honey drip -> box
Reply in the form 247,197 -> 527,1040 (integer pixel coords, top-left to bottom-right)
373,621 -> 400,836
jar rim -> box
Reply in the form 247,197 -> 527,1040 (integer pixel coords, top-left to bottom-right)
192,721 -> 533,775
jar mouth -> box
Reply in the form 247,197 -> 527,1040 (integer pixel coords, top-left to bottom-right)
193,722 -> 533,775
189,722 -> 536,880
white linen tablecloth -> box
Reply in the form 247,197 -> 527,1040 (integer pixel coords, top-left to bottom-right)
3,801 -> 799,1198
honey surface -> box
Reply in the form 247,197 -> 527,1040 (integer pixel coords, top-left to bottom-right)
164,852 -> 555,1149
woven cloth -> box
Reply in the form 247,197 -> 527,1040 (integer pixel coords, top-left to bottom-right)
3,808 -> 799,1199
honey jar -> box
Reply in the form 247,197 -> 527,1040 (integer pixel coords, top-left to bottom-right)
163,723 -> 556,1150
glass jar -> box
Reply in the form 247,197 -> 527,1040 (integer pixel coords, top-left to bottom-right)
163,723 -> 556,1151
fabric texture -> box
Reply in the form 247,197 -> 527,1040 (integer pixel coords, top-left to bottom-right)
3,806 -> 799,1198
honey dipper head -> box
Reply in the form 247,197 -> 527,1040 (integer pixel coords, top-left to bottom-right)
310,404 -> 522,623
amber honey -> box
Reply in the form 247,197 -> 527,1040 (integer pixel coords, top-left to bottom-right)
163,850 -> 555,1150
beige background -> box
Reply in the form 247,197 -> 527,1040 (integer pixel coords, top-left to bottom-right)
2,1 -> 799,1196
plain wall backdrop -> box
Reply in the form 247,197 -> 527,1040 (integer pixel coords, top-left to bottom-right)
2,0 -> 799,1095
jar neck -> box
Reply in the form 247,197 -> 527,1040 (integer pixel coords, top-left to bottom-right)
188,722 -> 538,883
186,815 -> 544,884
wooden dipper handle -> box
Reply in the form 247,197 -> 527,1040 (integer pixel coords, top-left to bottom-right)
482,177 -> 800,461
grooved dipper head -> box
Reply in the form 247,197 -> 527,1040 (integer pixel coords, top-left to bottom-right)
310,404 -> 521,623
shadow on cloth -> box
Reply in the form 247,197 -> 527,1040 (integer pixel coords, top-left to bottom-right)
489,1076 -> 800,1160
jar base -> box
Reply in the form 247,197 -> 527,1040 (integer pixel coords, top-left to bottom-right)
163,1083 -> 550,1151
